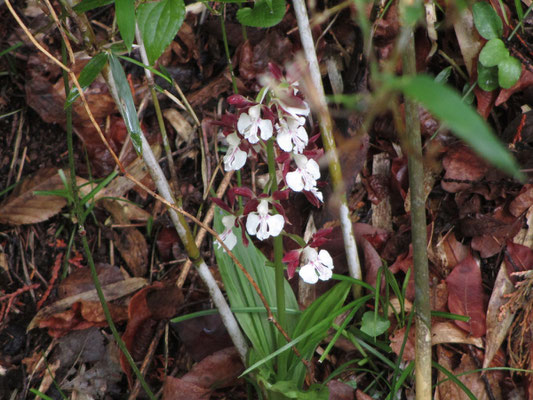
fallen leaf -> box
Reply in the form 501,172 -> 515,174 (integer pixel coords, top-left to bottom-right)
28,277 -> 147,331
162,347 -> 243,400
121,283 -> 183,386
0,168 -> 67,225
441,145 -> 488,193
484,261 -> 515,369
327,380 -> 354,400
509,184 -> 533,217
446,255 -> 486,337
495,68 -> 533,106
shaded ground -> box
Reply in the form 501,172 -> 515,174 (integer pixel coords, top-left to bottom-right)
1,1 -> 533,399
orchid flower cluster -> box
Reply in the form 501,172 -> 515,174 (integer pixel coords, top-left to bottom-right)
213,64 -> 334,285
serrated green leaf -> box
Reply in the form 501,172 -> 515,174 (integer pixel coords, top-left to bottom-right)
237,0 -> 286,28
115,0 -> 135,52
74,0 -> 114,13
477,61 -> 499,91
386,74 -> 523,180
472,2 -> 503,39
65,53 -> 107,108
498,56 -> 522,89
108,53 -> 143,154
479,38 -> 509,67
360,311 -> 390,337
137,0 -> 185,65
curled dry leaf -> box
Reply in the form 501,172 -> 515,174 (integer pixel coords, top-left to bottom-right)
0,168 -> 68,225
484,261 -> 515,369
446,255 -> 486,337
510,184 -> 533,217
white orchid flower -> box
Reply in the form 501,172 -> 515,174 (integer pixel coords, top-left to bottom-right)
237,105 -> 273,144
223,132 -> 247,171
276,117 -> 308,154
215,215 -> 237,251
286,154 -> 321,193
298,247 -> 334,284
246,200 -> 284,240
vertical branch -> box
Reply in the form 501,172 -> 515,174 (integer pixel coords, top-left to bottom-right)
400,10 -> 432,400
292,0 -> 362,297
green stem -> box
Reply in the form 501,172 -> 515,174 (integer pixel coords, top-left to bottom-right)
266,138 -> 287,379
60,42 -> 156,400
220,6 -> 238,94
401,23 -> 432,400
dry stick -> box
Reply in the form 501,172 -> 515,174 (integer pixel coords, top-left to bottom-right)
401,16 -> 432,400
7,0 -> 309,366
177,170 -> 234,288
128,321 -> 166,400
41,0 -> 75,65
292,0 -> 362,296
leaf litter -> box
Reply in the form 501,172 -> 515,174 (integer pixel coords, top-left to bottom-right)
2,0 -> 533,398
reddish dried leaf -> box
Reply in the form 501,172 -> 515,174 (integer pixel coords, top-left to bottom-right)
181,347 -> 243,389
474,86 -> 497,120
446,255 -> 486,337
509,184 -> 533,217
440,232 -> 470,270
327,380 -> 354,400
496,69 -> 533,106
441,145 -> 488,193
163,377 -> 210,400
390,325 -> 415,361
0,168 -> 67,225
356,390 -> 374,400
175,314 -> 233,362
58,264 -> 123,298
156,227 -> 181,261
121,283 -> 183,386
113,228 -> 148,277
505,240 -> 533,272
361,238 -> 385,291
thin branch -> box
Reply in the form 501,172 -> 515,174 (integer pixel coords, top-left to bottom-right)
292,0 -> 362,297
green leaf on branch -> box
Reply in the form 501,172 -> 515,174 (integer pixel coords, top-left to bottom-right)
386,74 -> 524,180
65,52 -> 107,108
74,0 -> 114,13
472,2 -> 503,39
237,0 -> 286,27
498,56 -> 522,89
360,311 -> 390,337
477,62 -> 499,91
115,0 -> 136,52
479,38 -> 509,67
137,0 -> 186,65
108,53 -> 143,154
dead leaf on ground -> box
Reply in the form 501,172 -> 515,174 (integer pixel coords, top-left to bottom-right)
484,261 -> 515,369
446,255 -> 486,337
441,145 -> 488,193
162,347 -> 243,400
121,283 -> 183,386
28,277 -> 147,331
0,168 -> 67,225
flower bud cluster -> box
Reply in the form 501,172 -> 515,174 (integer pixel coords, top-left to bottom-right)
214,64 -> 333,284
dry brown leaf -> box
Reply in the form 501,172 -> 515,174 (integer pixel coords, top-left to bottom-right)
28,278 -> 147,331
484,262 -> 515,369
0,168 -> 67,225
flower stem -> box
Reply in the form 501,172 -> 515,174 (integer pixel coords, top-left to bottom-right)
266,138 -> 287,378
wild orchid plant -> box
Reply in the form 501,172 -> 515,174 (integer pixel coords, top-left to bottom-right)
213,63 -> 334,286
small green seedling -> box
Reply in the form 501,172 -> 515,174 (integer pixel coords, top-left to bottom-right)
473,2 -> 522,90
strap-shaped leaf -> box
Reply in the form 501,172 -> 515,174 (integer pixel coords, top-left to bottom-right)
386,74 -> 523,180
137,0 -> 185,65
65,52 -> 107,108
108,53 -> 142,154
115,0 -> 135,52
